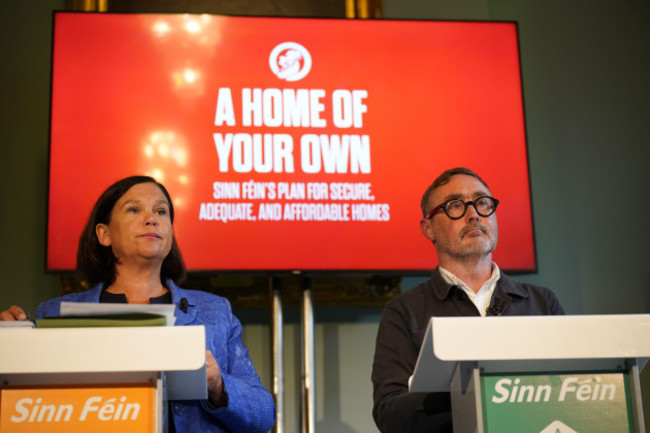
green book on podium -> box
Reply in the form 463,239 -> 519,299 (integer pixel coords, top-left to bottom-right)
36,313 -> 167,328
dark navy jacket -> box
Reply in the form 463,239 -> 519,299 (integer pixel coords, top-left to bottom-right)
371,267 -> 564,433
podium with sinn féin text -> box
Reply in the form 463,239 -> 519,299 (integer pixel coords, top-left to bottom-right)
0,326 -> 207,433
409,315 -> 650,433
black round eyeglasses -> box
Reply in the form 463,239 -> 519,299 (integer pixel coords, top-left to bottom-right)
425,197 -> 499,220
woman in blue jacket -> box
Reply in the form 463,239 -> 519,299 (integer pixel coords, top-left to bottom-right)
3,175 -> 275,433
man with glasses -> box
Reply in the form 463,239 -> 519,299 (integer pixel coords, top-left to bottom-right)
371,167 -> 564,433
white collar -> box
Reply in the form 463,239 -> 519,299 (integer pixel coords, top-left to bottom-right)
439,263 -> 501,316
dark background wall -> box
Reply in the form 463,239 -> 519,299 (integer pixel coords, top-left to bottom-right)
1,0 -> 648,431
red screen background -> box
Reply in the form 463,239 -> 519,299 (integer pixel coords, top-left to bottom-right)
48,13 -> 535,273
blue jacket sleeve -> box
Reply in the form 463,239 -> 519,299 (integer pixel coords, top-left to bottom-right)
190,294 -> 276,433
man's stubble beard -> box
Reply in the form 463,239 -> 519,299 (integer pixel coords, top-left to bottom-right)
435,222 -> 498,260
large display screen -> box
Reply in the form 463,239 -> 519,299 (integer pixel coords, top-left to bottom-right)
48,12 -> 536,273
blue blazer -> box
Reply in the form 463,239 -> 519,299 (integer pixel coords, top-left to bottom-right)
37,280 -> 276,433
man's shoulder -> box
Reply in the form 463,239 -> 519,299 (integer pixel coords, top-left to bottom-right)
384,277 -> 446,318
498,272 -> 555,296
498,272 -> 564,315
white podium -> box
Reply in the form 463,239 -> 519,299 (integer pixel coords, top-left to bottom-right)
0,326 -> 207,433
409,315 -> 650,433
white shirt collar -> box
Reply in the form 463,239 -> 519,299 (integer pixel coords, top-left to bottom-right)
438,263 -> 501,316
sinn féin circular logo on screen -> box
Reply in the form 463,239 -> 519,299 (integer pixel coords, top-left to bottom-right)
269,42 -> 312,82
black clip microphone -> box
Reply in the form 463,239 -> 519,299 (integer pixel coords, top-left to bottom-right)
180,298 -> 189,313
488,297 -> 507,316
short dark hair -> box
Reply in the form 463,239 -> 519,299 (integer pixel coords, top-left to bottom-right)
420,167 -> 490,217
76,175 -> 187,287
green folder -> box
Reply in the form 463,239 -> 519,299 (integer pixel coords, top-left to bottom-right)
36,313 -> 167,328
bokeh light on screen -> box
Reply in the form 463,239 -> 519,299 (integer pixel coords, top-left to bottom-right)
149,15 -> 219,99
150,14 -> 220,47
141,130 -> 190,211
183,16 -> 202,34
172,67 -> 204,97
152,20 -> 171,37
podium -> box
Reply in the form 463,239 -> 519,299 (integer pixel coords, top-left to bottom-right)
0,326 -> 207,433
409,315 -> 650,433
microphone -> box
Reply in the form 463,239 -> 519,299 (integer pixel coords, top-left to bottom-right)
180,298 -> 189,313
488,296 -> 507,316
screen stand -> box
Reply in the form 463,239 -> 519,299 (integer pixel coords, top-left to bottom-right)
301,276 -> 316,433
270,276 -> 285,433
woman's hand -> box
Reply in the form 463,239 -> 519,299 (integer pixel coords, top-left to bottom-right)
206,349 -> 227,407
0,306 -> 28,321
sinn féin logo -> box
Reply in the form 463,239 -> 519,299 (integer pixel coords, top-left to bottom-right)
269,42 -> 312,82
